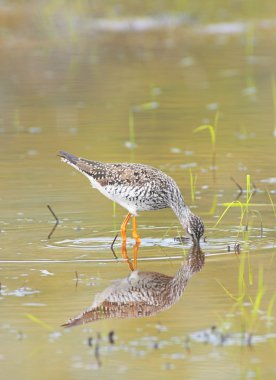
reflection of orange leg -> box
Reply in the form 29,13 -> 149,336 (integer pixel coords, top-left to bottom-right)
120,213 -> 131,243
121,242 -> 134,271
132,216 -> 141,243
132,242 -> 140,270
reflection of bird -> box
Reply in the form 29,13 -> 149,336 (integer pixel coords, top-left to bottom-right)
59,151 -> 204,244
62,245 -> 204,327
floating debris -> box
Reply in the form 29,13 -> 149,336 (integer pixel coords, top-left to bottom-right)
206,102 -> 219,111
28,127 -> 42,134
234,243 -> 241,254
88,15 -> 190,33
188,326 -> 274,347
17,331 -> 25,340
156,322 -> 168,333
132,101 -> 159,112
2,287 -> 40,297
48,331 -> 62,343
22,302 -> 46,307
183,336 -> 191,353
173,235 -> 189,243
124,141 -> 137,150
163,362 -> 175,371
170,147 -> 182,154
260,177 -> 276,184
40,269 -> 54,276
180,56 -> 194,67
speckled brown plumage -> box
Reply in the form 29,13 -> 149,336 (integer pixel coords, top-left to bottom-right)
59,150 -> 204,243
62,245 -> 204,327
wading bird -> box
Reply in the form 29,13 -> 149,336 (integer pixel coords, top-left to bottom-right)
59,151 -> 204,245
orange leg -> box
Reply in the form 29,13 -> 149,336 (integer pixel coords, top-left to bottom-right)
120,213 -> 131,243
132,216 -> 141,243
132,242 -> 140,270
121,241 -> 140,271
121,242 -> 134,271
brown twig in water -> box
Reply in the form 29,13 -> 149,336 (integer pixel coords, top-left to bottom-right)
252,182 -> 257,196
110,234 -> 118,259
230,177 -> 243,199
174,236 -> 189,243
87,337 -> 93,347
47,205 -> 60,239
259,217 -> 263,238
247,333 -> 253,349
108,330 -> 115,345
184,336 -> 191,354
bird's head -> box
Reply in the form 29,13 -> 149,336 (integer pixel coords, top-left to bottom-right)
186,214 -> 204,245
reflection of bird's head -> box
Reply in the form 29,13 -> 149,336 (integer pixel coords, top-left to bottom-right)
187,214 -> 204,245
187,244 -> 205,274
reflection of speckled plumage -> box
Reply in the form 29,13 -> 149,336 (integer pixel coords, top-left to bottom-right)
59,151 -> 204,242
62,245 -> 204,327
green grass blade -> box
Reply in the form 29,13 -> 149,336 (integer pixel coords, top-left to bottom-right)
266,187 -> 276,217
25,313 -> 53,331
113,200 -> 116,217
128,110 -> 135,146
246,174 -> 251,203
208,194 -> 217,215
215,279 -> 239,302
238,253 -> 246,296
214,110 -> 220,132
194,124 -> 216,146
267,293 -> 276,320
214,200 -> 243,227
272,75 -> 276,137
189,168 -> 197,203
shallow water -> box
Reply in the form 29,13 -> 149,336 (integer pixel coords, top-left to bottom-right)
1,2 -> 276,379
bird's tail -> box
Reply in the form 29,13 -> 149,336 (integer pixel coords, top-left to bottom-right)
61,306 -> 108,328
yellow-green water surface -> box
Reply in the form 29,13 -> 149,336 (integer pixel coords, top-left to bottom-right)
1,2 -> 276,379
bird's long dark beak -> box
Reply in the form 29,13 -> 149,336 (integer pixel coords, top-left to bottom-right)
191,234 -> 201,248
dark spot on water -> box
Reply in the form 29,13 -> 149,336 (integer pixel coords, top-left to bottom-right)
153,341 -> 159,349
108,330 -> 115,344
88,337 -> 93,347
